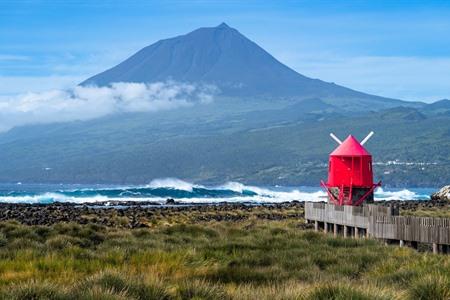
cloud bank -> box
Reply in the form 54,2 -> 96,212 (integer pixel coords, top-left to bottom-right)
0,82 -> 217,132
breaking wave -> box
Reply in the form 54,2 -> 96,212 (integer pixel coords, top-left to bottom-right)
0,179 -> 432,204
374,187 -> 430,201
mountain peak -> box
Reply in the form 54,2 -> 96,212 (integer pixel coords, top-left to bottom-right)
216,22 -> 230,28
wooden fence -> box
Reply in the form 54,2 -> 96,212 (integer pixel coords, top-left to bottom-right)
305,202 -> 450,252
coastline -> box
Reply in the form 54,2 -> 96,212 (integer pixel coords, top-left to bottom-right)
0,199 -> 448,227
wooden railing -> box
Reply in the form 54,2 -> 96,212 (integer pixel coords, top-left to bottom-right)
305,202 -> 450,251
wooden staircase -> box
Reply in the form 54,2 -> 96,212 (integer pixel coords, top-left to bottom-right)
341,185 -> 352,205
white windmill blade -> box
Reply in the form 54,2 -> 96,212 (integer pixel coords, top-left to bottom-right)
330,133 -> 342,145
361,131 -> 374,145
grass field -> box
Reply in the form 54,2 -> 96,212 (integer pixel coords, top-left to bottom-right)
0,208 -> 449,300
401,206 -> 450,218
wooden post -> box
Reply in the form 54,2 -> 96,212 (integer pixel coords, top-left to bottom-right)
324,222 -> 328,234
314,221 -> 319,232
354,227 -> 359,239
343,225 -> 348,238
333,223 -> 338,237
432,243 -> 439,254
399,240 -> 404,247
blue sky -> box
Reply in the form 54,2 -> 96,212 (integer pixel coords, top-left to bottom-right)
1,0 -> 450,102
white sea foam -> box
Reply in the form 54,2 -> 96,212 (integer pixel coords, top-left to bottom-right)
218,181 -> 327,202
146,178 -> 203,192
0,179 -> 430,204
374,187 -> 429,201
0,193 -> 109,204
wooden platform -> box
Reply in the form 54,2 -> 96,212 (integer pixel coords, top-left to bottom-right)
304,202 -> 450,253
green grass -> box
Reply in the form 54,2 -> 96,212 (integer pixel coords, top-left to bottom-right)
401,207 -> 450,218
0,216 -> 448,299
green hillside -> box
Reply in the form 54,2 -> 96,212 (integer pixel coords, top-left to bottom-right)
0,102 -> 448,187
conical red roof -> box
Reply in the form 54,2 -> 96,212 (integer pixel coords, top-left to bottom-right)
330,135 -> 371,156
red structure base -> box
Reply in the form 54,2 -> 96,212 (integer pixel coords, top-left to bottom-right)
321,181 -> 381,206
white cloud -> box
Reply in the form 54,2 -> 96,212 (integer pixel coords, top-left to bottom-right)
0,82 -> 217,132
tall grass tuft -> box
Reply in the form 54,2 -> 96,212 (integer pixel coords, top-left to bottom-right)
407,273 -> 450,300
306,283 -> 392,300
0,280 -> 67,300
75,270 -> 171,300
177,280 -> 228,300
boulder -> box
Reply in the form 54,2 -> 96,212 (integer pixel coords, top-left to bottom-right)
431,185 -> 450,201
165,198 -> 176,205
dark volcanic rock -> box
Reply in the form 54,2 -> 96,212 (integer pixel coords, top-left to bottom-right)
0,201 -> 305,228
165,198 -> 176,205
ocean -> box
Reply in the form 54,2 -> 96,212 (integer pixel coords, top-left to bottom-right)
0,178 -> 436,204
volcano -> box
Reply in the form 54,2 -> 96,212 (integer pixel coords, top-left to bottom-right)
82,23 -> 408,109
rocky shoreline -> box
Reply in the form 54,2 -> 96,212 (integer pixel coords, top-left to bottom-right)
0,201 -> 305,228
0,199 -> 449,228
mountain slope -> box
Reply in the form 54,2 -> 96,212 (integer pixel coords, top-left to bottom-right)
0,106 -> 448,187
82,23 -> 414,110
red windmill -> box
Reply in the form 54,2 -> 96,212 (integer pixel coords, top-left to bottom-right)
321,132 -> 381,206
